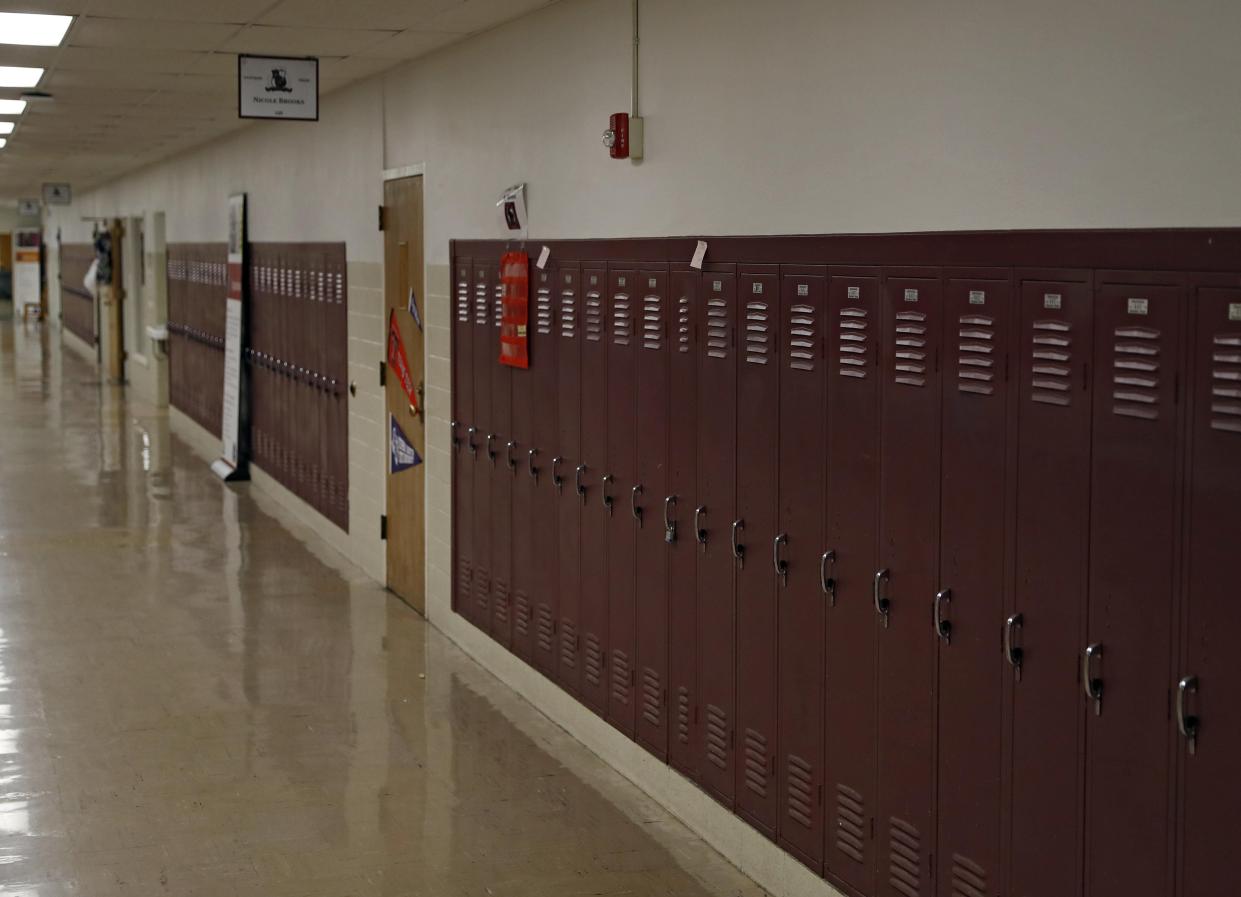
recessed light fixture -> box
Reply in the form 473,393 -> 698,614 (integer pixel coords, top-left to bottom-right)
0,99 -> 27,115
0,138 -> 7,149
0,67 -> 44,88
0,122 -> 13,135
0,13 -> 72,47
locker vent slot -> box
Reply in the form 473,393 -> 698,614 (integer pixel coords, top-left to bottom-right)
514,590 -> 531,638
786,754 -> 814,829
559,291 -> 577,339
950,853 -> 987,897
474,282 -> 488,325
535,604 -> 555,654
642,294 -> 663,351
834,783 -> 866,863
559,619 -> 578,670
705,704 -> 729,769
888,816 -> 923,897
611,293 -> 632,346
743,728 -> 769,796
642,667 -> 661,727
585,291 -> 605,342
838,307 -> 869,379
706,295 -> 730,359
456,275 -> 471,323
788,303 -> 817,372
1112,325 -> 1161,420
535,286 -> 553,335
1031,319 -> 1073,406
893,310 -> 927,387
610,649 -> 631,705
492,579 -> 510,626
473,568 -> 491,618
744,301 -> 771,365
677,687 -> 692,744
456,558 -> 472,598
958,314 -> 995,395
677,295 -> 692,354
584,633 -> 604,686
1210,333 -> 1241,433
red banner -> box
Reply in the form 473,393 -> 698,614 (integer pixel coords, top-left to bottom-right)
498,251 -> 530,369
387,309 -> 418,411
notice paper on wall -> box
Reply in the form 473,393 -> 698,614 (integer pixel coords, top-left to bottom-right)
212,193 -> 250,482
536,245 -> 551,270
690,240 -> 708,270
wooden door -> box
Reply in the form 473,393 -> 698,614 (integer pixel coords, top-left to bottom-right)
383,176 -> 427,612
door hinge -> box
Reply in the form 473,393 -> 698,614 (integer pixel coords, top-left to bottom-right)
379,360 -> 386,387
378,205 -> 387,231
380,514 -> 388,540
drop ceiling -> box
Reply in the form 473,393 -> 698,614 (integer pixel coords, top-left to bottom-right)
0,0 -> 557,201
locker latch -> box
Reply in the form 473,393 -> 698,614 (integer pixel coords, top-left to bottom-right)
1177,675 -> 1199,755
820,550 -> 837,605
731,519 -> 745,568
694,506 -> 708,549
601,474 -> 614,515
934,589 -> 952,644
664,495 -> 678,543
575,465 -> 587,503
1082,643 -> 1104,716
631,485 -> 643,526
527,448 -> 540,482
552,457 -> 564,491
773,533 -> 788,586
1004,613 -> 1024,681
873,568 -> 891,628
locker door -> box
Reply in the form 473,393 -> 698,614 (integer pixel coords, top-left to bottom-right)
824,269 -> 881,894
606,267 -> 639,735
555,265 -> 583,692
936,272 -> 1013,897
579,266 -> 610,713
1009,274 -> 1092,897
667,269 -> 700,778
1084,279 -> 1184,897
1179,284 -> 1241,897
777,268 -> 827,870
470,262 -> 494,632
876,269 -> 942,897
736,265 -> 781,836
531,267 -> 560,677
452,259 -> 474,616
697,267 -> 739,806
490,270 -> 514,647
509,269 -> 537,661
635,267 -> 671,758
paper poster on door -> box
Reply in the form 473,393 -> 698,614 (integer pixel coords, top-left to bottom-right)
407,286 -> 422,331
390,415 -> 422,474
387,309 -> 419,412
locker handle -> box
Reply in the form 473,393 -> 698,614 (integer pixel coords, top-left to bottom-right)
873,569 -> 891,627
576,465 -> 587,502
1004,613 -> 1024,681
664,495 -> 678,544
551,456 -> 564,491
450,420 -> 460,450
694,506 -> 708,548
631,485 -> 643,525
466,426 -> 478,458
601,474 -> 614,514
486,434 -> 497,465
934,589 -> 952,644
1177,675 -> 1199,755
820,550 -> 836,605
506,441 -> 517,472
773,533 -> 788,585
1082,643 -> 1104,716
731,519 -> 745,567
527,448 -> 539,481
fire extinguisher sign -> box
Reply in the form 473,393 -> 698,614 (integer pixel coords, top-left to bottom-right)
498,251 -> 530,369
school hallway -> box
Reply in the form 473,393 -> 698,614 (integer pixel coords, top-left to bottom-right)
0,315 -> 765,897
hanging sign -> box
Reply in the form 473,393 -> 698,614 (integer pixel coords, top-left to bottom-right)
238,55 -> 319,121
42,183 -> 71,205
212,193 -> 250,482
407,286 -> 422,330
390,415 -> 422,473
387,309 -> 419,411
498,251 -> 530,369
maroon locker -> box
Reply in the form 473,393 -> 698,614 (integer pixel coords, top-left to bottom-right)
776,267 -> 827,869
1178,281 -> 1241,897
1084,275 -> 1184,897
470,262 -> 494,632
452,259 -> 474,616
555,265 -> 583,692
667,268 -> 700,778
875,269 -> 942,897
530,266 -> 560,677
823,268 -> 881,894
735,265 -> 781,837
1008,273 -> 1093,897
490,270 -> 514,647
509,275 -> 536,662
579,266 -> 610,713
635,267 -> 672,758
935,270 -> 1013,897
696,266 -> 739,806
606,267 -> 639,735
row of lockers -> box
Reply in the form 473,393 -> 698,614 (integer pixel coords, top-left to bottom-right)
449,246 -> 1238,897
167,244 -> 228,437
59,242 -> 96,346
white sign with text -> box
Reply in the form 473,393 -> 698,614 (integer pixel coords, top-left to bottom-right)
238,55 -> 319,121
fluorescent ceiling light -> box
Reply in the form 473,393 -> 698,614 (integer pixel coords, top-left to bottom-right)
0,138 -> 6,149
0,99 -> 27,114
0,67 -> 44,88
0,122 -> 13,134
0,13 -> 72,46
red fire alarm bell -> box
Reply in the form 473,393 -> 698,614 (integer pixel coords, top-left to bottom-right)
604,112 -> 630,159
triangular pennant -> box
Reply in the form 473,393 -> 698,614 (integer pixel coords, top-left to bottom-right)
390,414 -> 422,474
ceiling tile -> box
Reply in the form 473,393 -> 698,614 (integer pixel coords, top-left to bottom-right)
221,24 -> 399,57
354,29 -> 463,59
424,0 -> 553,34
55,46 -> 215,73
69,17 -> 241,52
62,1 -> 275,23
259,0 -> 464,32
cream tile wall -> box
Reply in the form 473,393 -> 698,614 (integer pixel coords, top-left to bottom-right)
345,259 -> 388,583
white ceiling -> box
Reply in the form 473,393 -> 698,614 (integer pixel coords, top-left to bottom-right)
0,0 -> 557,201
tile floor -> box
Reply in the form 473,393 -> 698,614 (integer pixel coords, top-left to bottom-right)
0,310 -> 768,896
